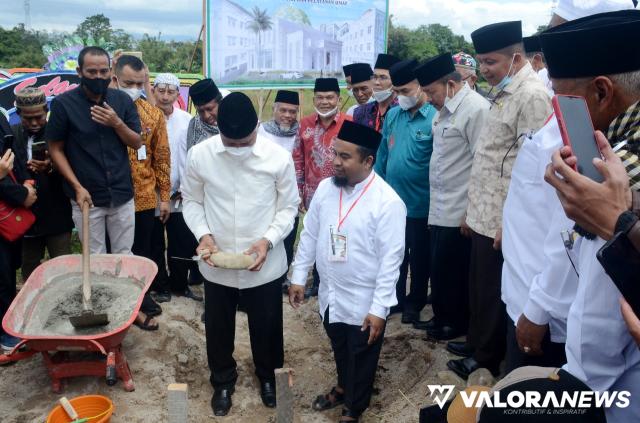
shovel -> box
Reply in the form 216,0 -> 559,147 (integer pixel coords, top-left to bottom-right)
69,201 -> 109,329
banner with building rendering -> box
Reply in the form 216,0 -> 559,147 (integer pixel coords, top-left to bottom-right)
204,0 -> 389,88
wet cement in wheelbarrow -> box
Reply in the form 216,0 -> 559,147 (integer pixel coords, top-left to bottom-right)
21,272 -> 144,336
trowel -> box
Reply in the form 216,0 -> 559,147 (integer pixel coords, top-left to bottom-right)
69,201 -> 109,329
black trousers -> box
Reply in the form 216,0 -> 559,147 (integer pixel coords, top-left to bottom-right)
204,278 -> 284,389
505,317 -> 567,373
132,209 -> 159,314
150,217 -> 170,293
0,238 -> 19,338
397,217 -> 430,313
430,225 -> 471,331
166,212 -> 201,292
323,308 -> 385,415
468,231 -> 506,369
283,216 -> 299,268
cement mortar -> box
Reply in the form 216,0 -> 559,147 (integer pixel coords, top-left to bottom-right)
21,272 -> 144,336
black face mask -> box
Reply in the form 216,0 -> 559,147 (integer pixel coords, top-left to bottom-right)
81,76 -> 111,97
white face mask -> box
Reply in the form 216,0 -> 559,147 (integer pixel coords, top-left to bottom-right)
372,88 -> 393,102
119,84 -> 143,102
279,124 -> 291,131
226,146 -> 252,158
315,106 -> 338,118
398,90 -> 420,111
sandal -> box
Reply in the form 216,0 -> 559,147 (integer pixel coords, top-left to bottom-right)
339,408 -> 360,422
133,314 -> 159,331
312,387 -> 344,411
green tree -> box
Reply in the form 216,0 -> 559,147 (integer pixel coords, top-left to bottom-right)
74,14 -> 132,50
0,24 -> 47,68
248,7 -> 273,70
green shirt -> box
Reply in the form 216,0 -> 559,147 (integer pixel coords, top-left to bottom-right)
374,102 -> 436,218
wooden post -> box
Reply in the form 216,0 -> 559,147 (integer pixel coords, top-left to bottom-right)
258,88 -> 264,121
298,89 -> 304,120
275,368 -> 294,423
168,383 -> 188,423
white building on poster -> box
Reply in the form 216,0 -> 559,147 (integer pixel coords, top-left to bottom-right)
209,0 -> 384,83
338,8 -> 386,66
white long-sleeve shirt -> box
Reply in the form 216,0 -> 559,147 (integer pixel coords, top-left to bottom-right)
501,117 -> 576,341
166,107 -> 192,196
182,134 -> 299,289
258,124 -> 296,153
291,171 -> 406,325
564,237 -> 640,422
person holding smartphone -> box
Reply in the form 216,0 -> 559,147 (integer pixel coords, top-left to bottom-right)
12,87 -> 73,282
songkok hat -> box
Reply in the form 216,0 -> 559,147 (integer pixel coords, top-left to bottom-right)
389,59 -> 418,86
217,92 -> 258,140
189,78 -> 221,106
350,64 -> 374,85
337,120 -> 382,151
342,63 -> 358,78
541,10 -> 640,78
154,73 -> 180,88
555,0 -> 636,21
374,53 -> 400,70
471,21 -> 522,54
523,35 -> 542,54
415,53 -> 456,87
314,78 -> 340,93
275,90 -> 299,105
452,52 -> 477,69
15,87 -> 46,111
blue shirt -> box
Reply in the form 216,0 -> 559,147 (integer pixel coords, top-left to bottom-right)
374,102 -> 436,218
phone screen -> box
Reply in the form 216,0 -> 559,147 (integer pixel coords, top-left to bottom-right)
555,95 -> 604,182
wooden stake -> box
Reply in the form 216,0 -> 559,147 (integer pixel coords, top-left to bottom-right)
168,383 -> 188,423
298,89 -> 304,120
275,368 -> 294,423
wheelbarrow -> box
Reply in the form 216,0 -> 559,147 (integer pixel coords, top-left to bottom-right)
0,254 -> 157,393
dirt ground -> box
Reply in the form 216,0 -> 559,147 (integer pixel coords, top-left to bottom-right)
0,282 -> 470,423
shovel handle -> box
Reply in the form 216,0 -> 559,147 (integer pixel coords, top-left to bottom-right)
81,201 -> 91,308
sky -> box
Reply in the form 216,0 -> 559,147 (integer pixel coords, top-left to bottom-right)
0,0 -> 555,41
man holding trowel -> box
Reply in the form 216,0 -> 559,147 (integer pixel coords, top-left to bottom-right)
182,92 -> 298,416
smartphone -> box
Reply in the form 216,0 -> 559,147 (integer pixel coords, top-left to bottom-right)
552,95 -> 603,183
31,141 -> 47,161
2,133 -> 13,154
597,231 -> 640,316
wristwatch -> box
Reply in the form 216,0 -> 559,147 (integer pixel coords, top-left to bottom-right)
264,238 -> 273,251
615,210 -> 639,235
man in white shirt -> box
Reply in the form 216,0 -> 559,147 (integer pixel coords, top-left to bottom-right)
182,92 -> 299,416
289,120 -> 406,422
150,73 -> 200,302
413,53 -> 490,341
258,90 -> 300,290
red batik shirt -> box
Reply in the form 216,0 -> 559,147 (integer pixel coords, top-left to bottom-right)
293,112 -> 352,209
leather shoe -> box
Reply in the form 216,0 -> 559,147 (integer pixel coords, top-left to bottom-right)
153,291 -> 171,303
401,310 -> 420,324
260,381 -> 277,408
447,341 -> 474,358
447,357 -> 480,380
426,325 -> 464,341
211,387 -> 234,416
413,318 -> 437,331
176,287 -> 203,302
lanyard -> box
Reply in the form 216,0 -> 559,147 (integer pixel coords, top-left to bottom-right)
338,174 -> 375,231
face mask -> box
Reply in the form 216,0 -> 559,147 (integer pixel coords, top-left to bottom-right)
315,106 -> 338,118
81,76 -> 110,96
372,89 -> 392,102
398,91 -> 419,111
494,54 -> 516,91
119,85 -> 143,102
279,124 -> 291,132
226,146 -> 252,158
443,84 -> 453,107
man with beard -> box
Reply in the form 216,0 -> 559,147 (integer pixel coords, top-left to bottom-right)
290,120 -> 405,423
187,78 -> 222,150
47,46 -> 142,255
12,87 -> 73,281
293,77 -> 351,298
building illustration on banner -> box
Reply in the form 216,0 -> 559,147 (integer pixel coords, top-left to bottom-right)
206,0 -> 388,87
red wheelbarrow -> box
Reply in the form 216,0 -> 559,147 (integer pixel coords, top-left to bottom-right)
0,254 -> 157,393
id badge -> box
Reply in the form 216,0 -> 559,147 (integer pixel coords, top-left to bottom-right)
137,145 -> 147,161
328,225 -> 347,262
